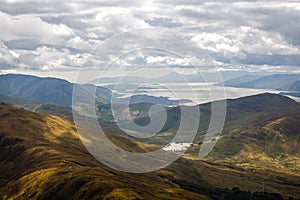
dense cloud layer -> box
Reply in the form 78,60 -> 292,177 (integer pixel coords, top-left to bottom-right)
0,0 -> 299,78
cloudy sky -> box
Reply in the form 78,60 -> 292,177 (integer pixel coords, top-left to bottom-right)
0,0 -> 300,82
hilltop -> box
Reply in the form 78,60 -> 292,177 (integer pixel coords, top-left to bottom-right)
1,102 -> 298,199
0,102 -> 210,199
0,74 -> 112,106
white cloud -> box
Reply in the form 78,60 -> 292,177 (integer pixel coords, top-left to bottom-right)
0,11 -> 74,44
192,26 -> 300,62
66,36 -> 96,51
83,11 -> 150,39
146,56 -> 189,66
0,0 -> 300,76
14,46 -> 89,71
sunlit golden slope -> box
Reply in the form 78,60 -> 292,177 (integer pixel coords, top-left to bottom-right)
204,115 -> 300,176
0,102 -> 209,200
1,101 -> 299,199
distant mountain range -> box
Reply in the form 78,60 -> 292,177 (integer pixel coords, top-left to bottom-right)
91,72 -> 207,84
219,74 -> 300,99
91,71 -> 274,84
220,74 -> 300,91
0,74 -> 112,106
0,74 -> 190,107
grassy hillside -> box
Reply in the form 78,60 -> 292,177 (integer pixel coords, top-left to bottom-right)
97,93 -> 300,198
186,94 -> 300,170
0,94 -> 73,121
0,102 -> 211,200
1,102 -> 298,199
0,94 -> 38,106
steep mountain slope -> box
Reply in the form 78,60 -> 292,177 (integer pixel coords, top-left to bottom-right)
0,102 -> 210,200
0,94 -> 73,121
0,74 -> 74,106
120,93 -> 300,180
0,74 -> 112,106
0,94 -> 38,106
1,102 -> 297,199
189,94 -> 300,179
0,74 -> 189,107
28,103 -> 74,121
81,93 -> 300,199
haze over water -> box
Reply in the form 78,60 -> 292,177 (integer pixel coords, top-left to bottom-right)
100,82 -> 296,105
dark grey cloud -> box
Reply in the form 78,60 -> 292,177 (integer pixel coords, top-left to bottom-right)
0,0 -> 142,15
234,54 -> 300,66
260,9 -> 300,46
144,17 -> 183,28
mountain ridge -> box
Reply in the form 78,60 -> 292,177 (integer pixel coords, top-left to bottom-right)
0,74 -> 112,106
220,74 -> 300,91
1,102 -> 298,199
